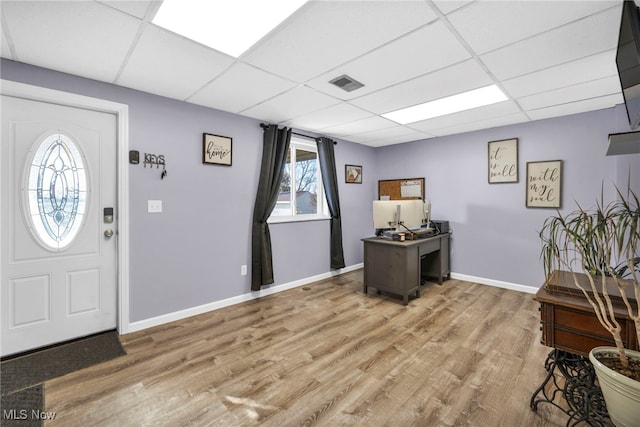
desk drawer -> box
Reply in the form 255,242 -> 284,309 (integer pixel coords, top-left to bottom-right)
418,239 -> 439,256
539,303 -> 639,356
554,329 -> 617,356
554,307 -> 612,339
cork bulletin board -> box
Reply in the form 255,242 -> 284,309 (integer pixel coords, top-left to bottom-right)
378,178 -> 425,200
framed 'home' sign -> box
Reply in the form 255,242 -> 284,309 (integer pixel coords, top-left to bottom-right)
203,133 -> 232,166
488,138 -> 518,183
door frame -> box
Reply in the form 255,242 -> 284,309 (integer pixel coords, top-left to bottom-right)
1,79 -> 131,334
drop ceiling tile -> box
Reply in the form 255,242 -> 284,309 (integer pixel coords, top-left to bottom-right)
118,25 -> 235,100
407,100 -> 521,133
284,103 -> 373,132
0,0 -> 627,147
2,1 -> 141,82
518,76 -> 621,111
240,85 -> 340,124
502,50 -> 618,98
350,59 -> 493,114
188,63 -> 296,113
321,116 -> 398,138
1,24 -> 14,60
433,1 -> 473,16
448,1 -> 619,55
480,6 -> 621,81
365,132 -> 433,147
428,112 -> 530,137
526,93 -> 623,122
307,21 -> 471,100
98,0 -> 159,19
344,126 -> 429,146
242,0 -> 437,83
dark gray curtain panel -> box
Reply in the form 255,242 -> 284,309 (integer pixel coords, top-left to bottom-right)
316,137 -> 346,269
251,125 -> 292,291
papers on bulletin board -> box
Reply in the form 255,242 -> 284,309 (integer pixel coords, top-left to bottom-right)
400,180 -> 422,198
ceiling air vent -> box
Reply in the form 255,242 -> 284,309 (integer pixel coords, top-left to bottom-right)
329,74 -> 364,92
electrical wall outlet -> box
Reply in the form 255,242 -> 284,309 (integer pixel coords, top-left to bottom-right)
241,265 -> 247,276
148,200 -> 162,213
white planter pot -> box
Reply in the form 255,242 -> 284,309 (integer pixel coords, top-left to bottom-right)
589,346 -> 640,427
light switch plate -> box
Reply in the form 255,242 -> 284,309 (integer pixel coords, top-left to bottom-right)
148,200 -> 162,213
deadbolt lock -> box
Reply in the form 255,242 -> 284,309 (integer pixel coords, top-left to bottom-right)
104,207 -> 114,224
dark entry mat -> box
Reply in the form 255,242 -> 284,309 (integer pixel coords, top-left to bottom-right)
0,385 -> 45,427
1,330 -> 125,396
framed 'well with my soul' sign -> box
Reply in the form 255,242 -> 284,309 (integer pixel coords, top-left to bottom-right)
203,133 -> 232,166
526,160 -> 562,208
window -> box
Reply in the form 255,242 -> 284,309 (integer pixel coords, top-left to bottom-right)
270,138 -> 328,222
26,133 -> 87,250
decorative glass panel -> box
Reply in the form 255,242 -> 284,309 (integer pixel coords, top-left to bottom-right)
27,133 -> 87,250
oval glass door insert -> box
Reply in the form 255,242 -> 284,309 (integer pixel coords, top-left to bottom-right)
27,133 -> 87,250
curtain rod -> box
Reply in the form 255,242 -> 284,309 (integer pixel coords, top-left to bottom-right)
260,123 -> 337,145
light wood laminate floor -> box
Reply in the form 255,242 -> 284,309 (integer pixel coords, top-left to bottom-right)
44,270 -> 567,426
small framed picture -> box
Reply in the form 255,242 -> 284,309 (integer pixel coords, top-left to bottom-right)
203,133 -> 232,166
488,138 -> 518,183
526,160 -> 562,208
345,164 -> 362,183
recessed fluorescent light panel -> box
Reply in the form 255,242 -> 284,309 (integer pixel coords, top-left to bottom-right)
152,0 -> 308,58
382,85 -> 508,124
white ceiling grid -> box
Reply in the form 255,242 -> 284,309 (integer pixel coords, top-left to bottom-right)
0,0 -> 625,146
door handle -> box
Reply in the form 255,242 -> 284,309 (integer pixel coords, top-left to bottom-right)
104,229 -> 114,238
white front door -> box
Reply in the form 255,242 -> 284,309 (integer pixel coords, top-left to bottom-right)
1,94 -> 118,357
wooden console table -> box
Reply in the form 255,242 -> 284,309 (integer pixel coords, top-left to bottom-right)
531,270 -> 638,425
361,233 -> 450,305
535,270 -> 638,356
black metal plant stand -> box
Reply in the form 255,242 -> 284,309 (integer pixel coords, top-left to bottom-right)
530,349 -> 613,427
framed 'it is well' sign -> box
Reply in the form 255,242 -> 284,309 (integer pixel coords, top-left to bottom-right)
488,138 -> 518,183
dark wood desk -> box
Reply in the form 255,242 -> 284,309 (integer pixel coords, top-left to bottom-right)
361,233 -> 450,305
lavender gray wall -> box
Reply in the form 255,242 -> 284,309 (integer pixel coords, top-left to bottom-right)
374,106 -> 640,288
1,59 -> 376,323
3,58 -> 638,323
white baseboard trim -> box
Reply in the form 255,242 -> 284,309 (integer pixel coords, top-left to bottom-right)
127,266 -> 536,334
126,263 -> 364,334
450,272 -> 538,294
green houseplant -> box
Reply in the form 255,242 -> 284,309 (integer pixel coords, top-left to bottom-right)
539,185 -> 640,426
